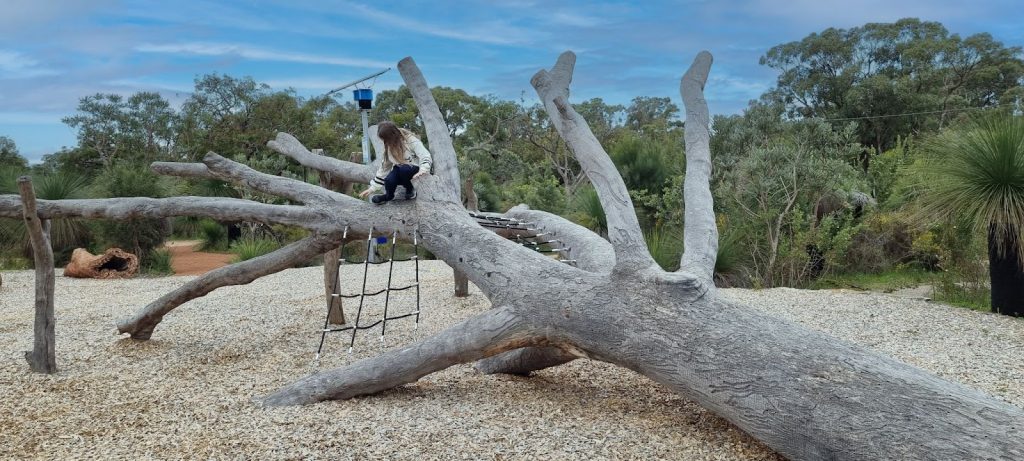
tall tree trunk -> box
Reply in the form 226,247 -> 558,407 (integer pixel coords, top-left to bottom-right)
988,225 -> 1024,316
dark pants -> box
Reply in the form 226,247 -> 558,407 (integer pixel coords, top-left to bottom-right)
382,164 -> 419,201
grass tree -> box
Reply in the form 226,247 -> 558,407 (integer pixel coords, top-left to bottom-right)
916,114 -> 1024,316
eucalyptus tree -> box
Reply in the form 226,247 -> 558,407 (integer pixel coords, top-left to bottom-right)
761,18 -> 1024,156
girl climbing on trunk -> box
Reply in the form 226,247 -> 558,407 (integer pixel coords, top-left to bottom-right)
359,121 -> 432,204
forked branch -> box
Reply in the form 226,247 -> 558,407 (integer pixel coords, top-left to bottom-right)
267,132 -> 376,184
532,52 -> 655,272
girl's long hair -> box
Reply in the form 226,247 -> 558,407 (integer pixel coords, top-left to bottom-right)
377,121 -> 407,163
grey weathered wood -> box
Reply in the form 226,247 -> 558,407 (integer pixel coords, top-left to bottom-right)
0,52 -> 1021,460
117,233 -> 342,339
679,51 -> 718,285
259,52 -> 1024,460
263,306 -> 532,405
453,270 -> 470,298
315,148 -> 346,326
532,52 -> 654,272
397,57 -> 461,202
18,177 -> 57,374
0,196 -> 323,230
267,133 -> 375,184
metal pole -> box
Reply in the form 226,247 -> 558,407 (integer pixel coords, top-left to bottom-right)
360,109 -> 370,165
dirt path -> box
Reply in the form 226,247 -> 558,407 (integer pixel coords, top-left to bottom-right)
163,240 -> 233,276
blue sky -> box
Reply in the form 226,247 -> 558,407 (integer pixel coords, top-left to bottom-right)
2,0 -> 1022,163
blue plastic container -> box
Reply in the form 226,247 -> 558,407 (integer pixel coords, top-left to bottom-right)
353,89 -> 373,101
376,236 -> 388,244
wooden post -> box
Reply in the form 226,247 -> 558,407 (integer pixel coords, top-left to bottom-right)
454,177 -> 476,298
18,177 -> 57,374
314,149 -> 346,325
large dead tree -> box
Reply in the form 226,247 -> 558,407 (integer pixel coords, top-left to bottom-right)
3,52 -> 1023,460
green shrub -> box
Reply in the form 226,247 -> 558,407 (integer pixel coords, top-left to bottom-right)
714,231 -> 746,287
229,237 -> 281,262
142,248 -> 174,276
1,172 -> 94,264
644,225 -> 682,271
93,164 -> 170,258
199,219 -> 230,251
172,216 -> 204,239
569,186 -> 606,235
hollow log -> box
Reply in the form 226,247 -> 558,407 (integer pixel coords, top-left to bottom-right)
64,248 -> 139,279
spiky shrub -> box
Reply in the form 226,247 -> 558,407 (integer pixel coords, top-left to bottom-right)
570,186 -> 607,235
199,219 -> 230,252
142,248 -> 174,276
914,114 -> 1024,316
644,224 -> 682,271
229,237 -> 281,262
1,171 -> 94,264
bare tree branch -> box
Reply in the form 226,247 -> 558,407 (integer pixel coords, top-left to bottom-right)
117,232 -> 343,339
0,196 -> 324,230
201,152 -> 348,205
679,51 -> 718,285
532,52 -> 655,272
151,162 -> 215,179
397,57 -> 462,201
474,346 -> 579,376
503,204 -> 614,272
262,306 -> 533,406
267,132 -> 376,184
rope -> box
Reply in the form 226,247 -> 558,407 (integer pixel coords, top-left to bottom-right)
315,225 -> 424,359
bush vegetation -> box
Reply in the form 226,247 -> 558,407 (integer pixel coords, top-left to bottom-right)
2,18 -> 1021,313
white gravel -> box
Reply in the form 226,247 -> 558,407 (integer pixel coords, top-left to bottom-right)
1,262 -> 1022,460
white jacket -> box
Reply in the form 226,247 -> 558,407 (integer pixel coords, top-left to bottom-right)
368,129 -> 433,192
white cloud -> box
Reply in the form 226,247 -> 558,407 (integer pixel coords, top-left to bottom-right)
135,42 -> 393,69
340,2 -> 534,45
0,50 -> 60,78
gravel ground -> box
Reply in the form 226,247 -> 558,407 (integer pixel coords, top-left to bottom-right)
1,262 -> 1022,460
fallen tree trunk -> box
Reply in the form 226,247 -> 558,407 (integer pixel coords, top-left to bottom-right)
1,51 -> 1021,460
260,52 -> 1024,460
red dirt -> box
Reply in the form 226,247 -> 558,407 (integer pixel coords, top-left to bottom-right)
164,241 -> 234,276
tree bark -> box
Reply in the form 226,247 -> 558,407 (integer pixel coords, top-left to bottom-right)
18,177 -> 57,374
453,270 -> 470,298
315,148 -> 347,325
117,233 -> 342,339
